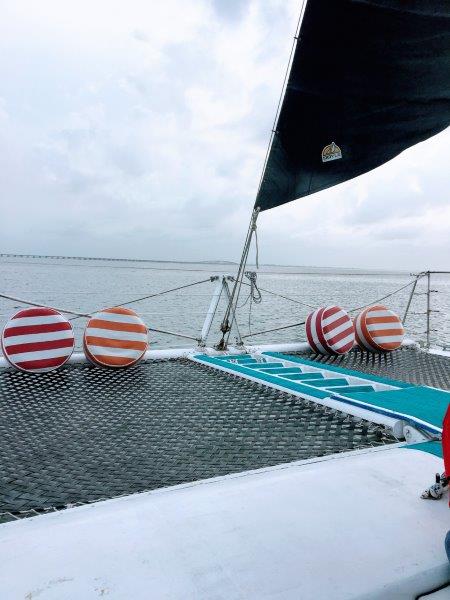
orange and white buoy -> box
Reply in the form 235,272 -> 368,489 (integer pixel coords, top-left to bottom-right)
305,306 -> 354,355
83,307 -> 148,368
355,304 -> 404,352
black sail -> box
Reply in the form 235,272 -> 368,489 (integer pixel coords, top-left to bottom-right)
255,0 -> 450,211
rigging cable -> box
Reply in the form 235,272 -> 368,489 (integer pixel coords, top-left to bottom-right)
0,293 -> 90,318
68,277 -> 213,321
0,278 -> 212,343
219,0 -> 308,349
238,279 -> 315,308
255,0 -> 308,197
348,278 -> 419,313
241,320 -> 305,340
237,276 -> 420,340
237,271 -> 263,336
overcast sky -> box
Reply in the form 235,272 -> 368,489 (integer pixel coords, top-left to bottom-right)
0,0 -> 448,270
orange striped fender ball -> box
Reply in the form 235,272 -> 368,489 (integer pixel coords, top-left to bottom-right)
305,306 -> 355,355
83,307 -> 148,368
1,307 -> 75,373
355,304 -> 404,352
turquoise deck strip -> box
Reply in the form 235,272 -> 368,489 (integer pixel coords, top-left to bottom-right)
263,352 -> 413,389
331,387 -> 449,431
404,441 -> 443,458
194,355 -> 332,400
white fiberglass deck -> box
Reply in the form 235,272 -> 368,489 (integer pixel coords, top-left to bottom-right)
0,445 -> 448,600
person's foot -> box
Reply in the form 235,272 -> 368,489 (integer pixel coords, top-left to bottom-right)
446,530 -> 450,562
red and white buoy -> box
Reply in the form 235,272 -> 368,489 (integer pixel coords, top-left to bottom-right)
1,307 -> 75,372
305,306 -> 354,355
83,306 -> 148,368
355,304 -> 404,352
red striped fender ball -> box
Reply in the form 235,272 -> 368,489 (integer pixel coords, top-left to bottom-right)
305,306 -> 355,355
1,307 -> 75,373
83,306 -> 148,368
355,304 -> 404,352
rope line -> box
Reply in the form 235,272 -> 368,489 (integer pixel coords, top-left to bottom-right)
237,271 -> 263,337
237,276 -> 419,341
148,327 -> 200,343
0,275 -> 422,344
348,278 -> 418,313
238,279 -> 316,308
238,272 -> 262,309
0,278 -> 212,321
120,278 -> 213,307
68,278 -> 213,321
242,320 -> 305,339
0,279 -> 213,346
237,277 -> 419,313
0,293 -> 90,317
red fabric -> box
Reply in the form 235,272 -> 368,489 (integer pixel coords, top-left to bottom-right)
443,404 -> 450,506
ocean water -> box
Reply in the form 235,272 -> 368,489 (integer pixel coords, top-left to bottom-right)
1,256 -> 449,352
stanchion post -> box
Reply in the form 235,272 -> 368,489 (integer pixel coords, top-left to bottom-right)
426,271 -> 431,348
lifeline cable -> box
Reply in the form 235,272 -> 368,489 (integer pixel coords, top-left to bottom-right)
238,277 -> 419,312
0,277 -> 212,320
0,293 -> 90,318
348,278 -> 419,313
241,320 -> 305,339
67,278 -> 213,321
0,279 -> 213,344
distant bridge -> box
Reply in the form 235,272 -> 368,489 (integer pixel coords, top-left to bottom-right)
0,254 -> 236,266
0,253 -> 148,262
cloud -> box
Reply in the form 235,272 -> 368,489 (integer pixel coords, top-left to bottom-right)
0,0 -> 448,271
212,0 -> 249,21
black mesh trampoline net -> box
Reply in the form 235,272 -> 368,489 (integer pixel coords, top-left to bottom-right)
0,358 -> 396,521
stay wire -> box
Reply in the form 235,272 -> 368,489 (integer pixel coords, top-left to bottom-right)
238,277 -> 419,312
348,278 -> 418,313
0,293 -> 90,318
221,209 -> 259,347
241,320 -> 305,340
68,278 -> 212,321
0,278 -> 212,323
222,0 -> 307,348
255,0 -> 308,198
240,278 -> 417,340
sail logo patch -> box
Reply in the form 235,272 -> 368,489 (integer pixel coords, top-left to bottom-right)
322,142 -> 342,162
